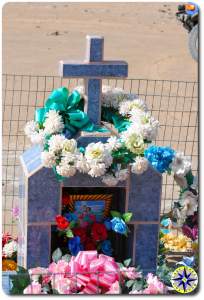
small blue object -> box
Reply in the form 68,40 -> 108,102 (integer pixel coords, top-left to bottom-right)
68,236 -> 83,256
104,219 -> 112,231
101,240 -> 113,256
65,212 -> 78,222
144,146 -> 175,173
177,256 -> 195,267
111,217 -> 127,235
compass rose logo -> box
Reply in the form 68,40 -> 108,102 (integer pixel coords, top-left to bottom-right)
171,266 -> 198,294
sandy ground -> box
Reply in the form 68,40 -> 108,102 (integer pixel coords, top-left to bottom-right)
2,2 -> 198,81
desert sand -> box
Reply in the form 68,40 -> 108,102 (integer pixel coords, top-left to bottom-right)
3,2 -> 198,81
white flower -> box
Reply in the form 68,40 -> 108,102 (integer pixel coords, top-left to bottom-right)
88,163 -> 106,177
130,112 -> 160,141
119,98 -> 147,116
48,134 -> 66,153
106,136 -> 122,151
170,152 -> 191,177
121,128 -> 144,154
44,110 -> 64,135
24,120 -> 39,137
62,139 -> 77,154
56,154 -> 77,177
3,240 -> 18,258
85,142 -> 113,167
76,153 -> 90,173
30,130 -> 46,145
102,174 -> 119,186
116,168 -> 129,181
131,157 -> 149,175
180,191 -> 198,216
41,151 -> 56,168
101,86 -> 129,109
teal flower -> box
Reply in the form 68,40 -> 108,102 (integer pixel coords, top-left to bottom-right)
111,217 -> 127,235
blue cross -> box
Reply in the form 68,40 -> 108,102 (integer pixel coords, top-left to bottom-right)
59,35 -> 128,125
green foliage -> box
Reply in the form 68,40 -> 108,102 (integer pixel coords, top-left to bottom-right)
10,266 -> 31,295
52,248 -> 62,263
69,220 -> 76,229
122,212 -> 132,223
110,210 -> 121,218
185,170 -> 194,186
123,258 -> 131,267
156,261 -> 173,286
61,254 -> 72,263
66,229 -> 74,238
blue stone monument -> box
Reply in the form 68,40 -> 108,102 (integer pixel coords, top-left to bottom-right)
18,35 -> 162,274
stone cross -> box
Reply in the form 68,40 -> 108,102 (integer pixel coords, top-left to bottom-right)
59,35 -> 128,124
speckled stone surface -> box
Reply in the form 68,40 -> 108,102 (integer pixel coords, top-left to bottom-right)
27,225 -> 50,268
128,165 -> 162,222
84,78 -> 101,124
28,168 -> 60,223
86,35 -> 104,62
134,224 -> 159,274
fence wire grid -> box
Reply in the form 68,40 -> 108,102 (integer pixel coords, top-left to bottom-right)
2,74 -> 198,237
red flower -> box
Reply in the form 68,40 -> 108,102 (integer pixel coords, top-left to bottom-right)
73,227 -> 87,243
91,223 -> 107,241
62,194 -> 70,206
84,238 -> 96,250
2,233 -> 12,248
56,215 -> 69,230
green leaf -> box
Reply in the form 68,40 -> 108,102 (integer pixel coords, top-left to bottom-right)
66,229 -> 74,238
132,280 -> 144,291
124,258 -> 131,267
125,280 -> 135,288
10,267 -> 31,295
118,263 -> 124,269
52,248 -> 62,263
110,210 -> 121,218
185,170 -> 194,186
122,212 -> 133,223
62,254 -> 71,263
69,220 -> 76,229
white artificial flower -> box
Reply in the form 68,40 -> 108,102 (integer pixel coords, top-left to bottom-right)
88,163 -> 106,177
85,142 -> 113,167
41,151 -> 56,168
131,157 -> 149,175
48,134 -> 66,153
102,174 -> 119,186
76,153 -> 90,173
130,112 -> 160,141
170,152 -> 191,177
43,110 -> 64,135
101,86 -> 128,108
180,191 -> 198,217
121,128 -> 144,155
56,153 -> 77,177
115,168 -> 129,181
24,120 -> 39,137
3,240 -> 18,258
119,98 -> 147,116
62,139 -> 77,154
30,130 -> 46,145
106,136 -> 122,151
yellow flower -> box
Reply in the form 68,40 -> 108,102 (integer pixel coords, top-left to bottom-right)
2,259 -> 17,271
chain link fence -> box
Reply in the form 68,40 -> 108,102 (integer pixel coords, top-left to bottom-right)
2,74 -> 198,236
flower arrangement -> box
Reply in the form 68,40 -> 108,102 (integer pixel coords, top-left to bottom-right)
55,209 -> 132,257
2,233 -> 18,271
24,85 -> 194,189
9,250 -> 167,295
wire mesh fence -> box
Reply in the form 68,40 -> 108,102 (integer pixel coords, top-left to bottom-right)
2,74 -> 198,237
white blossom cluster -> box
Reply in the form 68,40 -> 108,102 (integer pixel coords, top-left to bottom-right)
24,110 -> 64,145
2,240 -> 18,258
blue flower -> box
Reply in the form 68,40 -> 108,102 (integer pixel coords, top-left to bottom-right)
144,146 -> 175,173
65,213 -> 78,222
104,219 -> 112,231
111,217 -> 127,235
68,236 -> 83,256
101,240 -> 113,256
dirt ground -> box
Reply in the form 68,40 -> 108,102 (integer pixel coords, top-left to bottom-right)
2,2 -> 198,81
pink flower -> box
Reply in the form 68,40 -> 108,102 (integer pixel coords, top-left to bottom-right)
29,267 -> 48,282
48,259 -> 70,274
145,273 -> 167,294
12,206 -> 20,218
121,267 -> 142,280
52,276 -> 73,294
23,282 -> 43,294
106,281 -> 121,294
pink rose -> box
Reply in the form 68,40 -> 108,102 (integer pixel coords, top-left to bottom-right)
121,267 -> 142,280
145,273 -> 167,294
52,276 -> 73,294
23,282 -> 43,294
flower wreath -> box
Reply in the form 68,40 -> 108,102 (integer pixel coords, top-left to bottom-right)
24,85 -> 195,189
